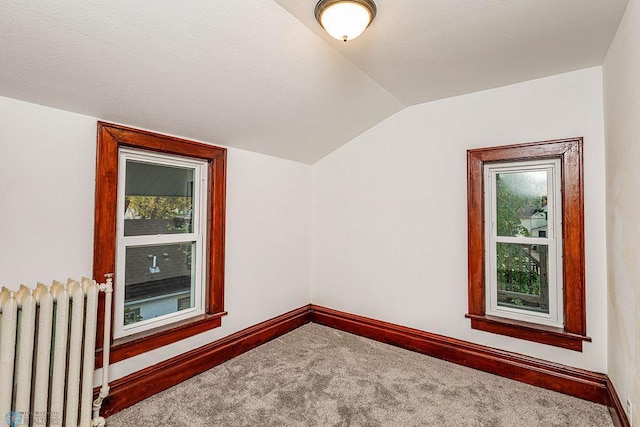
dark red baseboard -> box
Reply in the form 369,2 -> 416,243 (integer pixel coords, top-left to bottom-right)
606,377 -> 631,427
98,305 -> 312,416
99,303 -> 629,426
310,305 -> 608,404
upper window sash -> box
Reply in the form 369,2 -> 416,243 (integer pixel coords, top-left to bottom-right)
117,148 -> 208,239
484,160 -> 560,241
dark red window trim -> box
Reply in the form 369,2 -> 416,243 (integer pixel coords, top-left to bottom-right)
93,122 -> 227,366
466,137 -> 590,351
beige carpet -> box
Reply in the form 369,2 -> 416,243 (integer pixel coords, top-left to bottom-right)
107,324 -> 613,426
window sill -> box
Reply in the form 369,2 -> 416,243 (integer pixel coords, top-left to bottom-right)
465,314 -> 591,352
95,311 -> 227,368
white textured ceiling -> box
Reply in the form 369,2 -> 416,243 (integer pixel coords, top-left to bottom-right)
0,1 -> 628,163
277,0 -> 629,106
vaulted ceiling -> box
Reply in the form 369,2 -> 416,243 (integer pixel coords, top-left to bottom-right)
0,1 -> 628,163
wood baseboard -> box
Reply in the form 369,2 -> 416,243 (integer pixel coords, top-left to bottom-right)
606,377 -> 631,427
310,305 -> 608,404
98,305 -> 312,416
99,303 -> 628,426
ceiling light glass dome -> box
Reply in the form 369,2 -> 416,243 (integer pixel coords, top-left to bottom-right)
315,0 -> 377,42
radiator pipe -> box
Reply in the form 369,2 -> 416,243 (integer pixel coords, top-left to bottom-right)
92,273 -> 113,427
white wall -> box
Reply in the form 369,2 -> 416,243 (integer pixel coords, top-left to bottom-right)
312,67 -> 608,372
0,96 -> 97,285
0,95 -> 312,381
603,0 -> 640,422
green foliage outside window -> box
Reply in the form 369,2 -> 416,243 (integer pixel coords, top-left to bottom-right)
494,172 -> 546,307
125,196 -> 193,232
497,268 -> 541,295
126,196 -> 191,220
496,175 -> 531,237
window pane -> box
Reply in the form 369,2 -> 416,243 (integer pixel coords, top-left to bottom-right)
123,242 -> 196,326
496,170 -> 548,237
124,160 -> 194,236
496,243 -> 549,314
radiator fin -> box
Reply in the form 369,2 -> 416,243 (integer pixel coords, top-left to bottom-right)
0,277 -> 110,427
0,289 -> 18,427
14,286 -> 36,422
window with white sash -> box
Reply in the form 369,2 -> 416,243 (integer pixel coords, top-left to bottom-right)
114,149 -> 209,338
95,122 -> 227,363
484,159 -> 563,327
466,138 -> 588,351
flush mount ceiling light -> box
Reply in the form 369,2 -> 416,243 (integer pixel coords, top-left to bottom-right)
314,0 -> 377,43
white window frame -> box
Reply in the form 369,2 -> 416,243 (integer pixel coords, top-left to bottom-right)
484,159 -> 563,328
113,148 -> 208,339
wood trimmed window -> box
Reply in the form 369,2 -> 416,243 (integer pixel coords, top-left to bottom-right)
466,138 -> 590,351
93,122 -> 227,366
